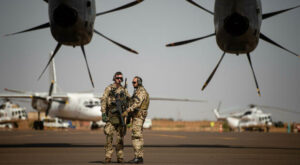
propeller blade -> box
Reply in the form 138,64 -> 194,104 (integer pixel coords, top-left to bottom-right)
202,52 -> 226,91
259,33 -> 299,57
4,88 -> 27,94
186,0 -> 214,15
94,29 -> 138,54
5,23 -> 50,36
38,43 -> 62,80
45,100 -> 52,116
262,5 -> 300,20
246,53 -> 261,96
166,33 -> 215,47
48,80 -> 54,96
81,46 -> 95,88
96,0 -> 144,16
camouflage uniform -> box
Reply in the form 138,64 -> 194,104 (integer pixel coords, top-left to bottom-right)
101,83 -> 130,160
127,86 -> 150,158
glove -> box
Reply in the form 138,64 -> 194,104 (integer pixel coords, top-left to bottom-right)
102,113 -> 108,122
122,110 -> 129,117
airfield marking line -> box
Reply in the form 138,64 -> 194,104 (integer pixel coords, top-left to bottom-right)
216,137 -> 237,140
148,133 -> 187,139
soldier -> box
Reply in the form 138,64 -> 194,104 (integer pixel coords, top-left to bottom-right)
101,71 -> 130,163
122,76 -> 149,164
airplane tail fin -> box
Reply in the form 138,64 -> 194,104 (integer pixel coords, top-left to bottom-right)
49,51 -> 58,93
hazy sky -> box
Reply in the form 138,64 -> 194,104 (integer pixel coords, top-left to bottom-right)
0,0 -> 299,122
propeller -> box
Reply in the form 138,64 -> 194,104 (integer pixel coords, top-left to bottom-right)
166,33 -> 215,47
4,88 -> 27,94
186,0 -> 214,15
246,53 -> 261,96
34,80 -> 66,116
4,23 -> 50,36
259,33 -> 299,58
262,5 -> 300,20
94,29 -> 138,54
96,0 -> 144,16
201,52 -> 226,91
45,81 -> 54,116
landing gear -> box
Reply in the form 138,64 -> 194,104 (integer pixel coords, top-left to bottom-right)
33,121 -> 44,130
33,111 -> 44,130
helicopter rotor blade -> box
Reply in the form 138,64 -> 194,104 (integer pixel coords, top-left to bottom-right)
202,52 -> 226,91
5,23 -> 50,36
260,33 -> 299,57
246,53 -> 261,96
81,45 -> 95,88
186,0 -> 214,15
262,5 -> 300,20
38,43 -> 62,80
96,0 -> 144,16
94,29 -> 138,54
166,33 -> 215,47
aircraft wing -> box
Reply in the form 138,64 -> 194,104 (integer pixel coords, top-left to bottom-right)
94,94 -> 205,103
0,93 -> 32,99
0,93 -> 68,99
150,97 -> 206,102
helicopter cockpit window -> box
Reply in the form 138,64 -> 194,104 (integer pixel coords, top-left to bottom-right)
0,104 -> 5,109
244,111 -> 252,115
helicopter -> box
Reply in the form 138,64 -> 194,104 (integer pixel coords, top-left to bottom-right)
5,0 -> 144,88
166,0 -> 300,96
214,103 -> 272,132
0,99 -> 27,128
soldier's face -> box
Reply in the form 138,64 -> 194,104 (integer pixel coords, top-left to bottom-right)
115,75 -> 123,84
132,78 -> 138,88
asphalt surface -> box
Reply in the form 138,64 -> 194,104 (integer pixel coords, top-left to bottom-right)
0,129 -> 299,165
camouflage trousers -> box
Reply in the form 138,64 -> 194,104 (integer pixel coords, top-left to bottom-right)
131,117 -> 145,158
104,122 -> 124,159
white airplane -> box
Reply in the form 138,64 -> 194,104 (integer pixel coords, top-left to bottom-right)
214,103 -> 272,132
0,53 -> 205,130
167,0 -> 300,96
0,99 -> 27,128
5,0 -> 144,87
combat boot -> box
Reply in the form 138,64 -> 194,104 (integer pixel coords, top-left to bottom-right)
128,157 -> 143,164
117,158 -> 124,163
104,157 -> 111,164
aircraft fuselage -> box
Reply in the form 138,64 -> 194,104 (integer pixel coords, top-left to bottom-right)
32,93 -> 102,121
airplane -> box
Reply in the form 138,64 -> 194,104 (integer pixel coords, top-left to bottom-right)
214,103 -> 272,132
0,52 -> 206,130
166,0 -> 300,96
5,0 -> 144,88
0,99 -> 28,128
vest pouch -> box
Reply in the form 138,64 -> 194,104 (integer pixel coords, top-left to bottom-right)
110,116 -> 120,125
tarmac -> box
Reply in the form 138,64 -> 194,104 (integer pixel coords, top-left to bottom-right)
0,129 -> 299,165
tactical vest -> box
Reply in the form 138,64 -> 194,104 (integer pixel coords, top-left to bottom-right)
107,86 -> 128,125
141,91 -> 149,110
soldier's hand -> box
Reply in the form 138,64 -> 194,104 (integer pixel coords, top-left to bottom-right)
122,111 -> 128,117
102,113 -> 108,122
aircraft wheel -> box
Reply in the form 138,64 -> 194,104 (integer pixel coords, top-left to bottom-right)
33,121 -> 44,130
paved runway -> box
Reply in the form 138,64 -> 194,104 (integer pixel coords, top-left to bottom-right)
0,129 -> 299,165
